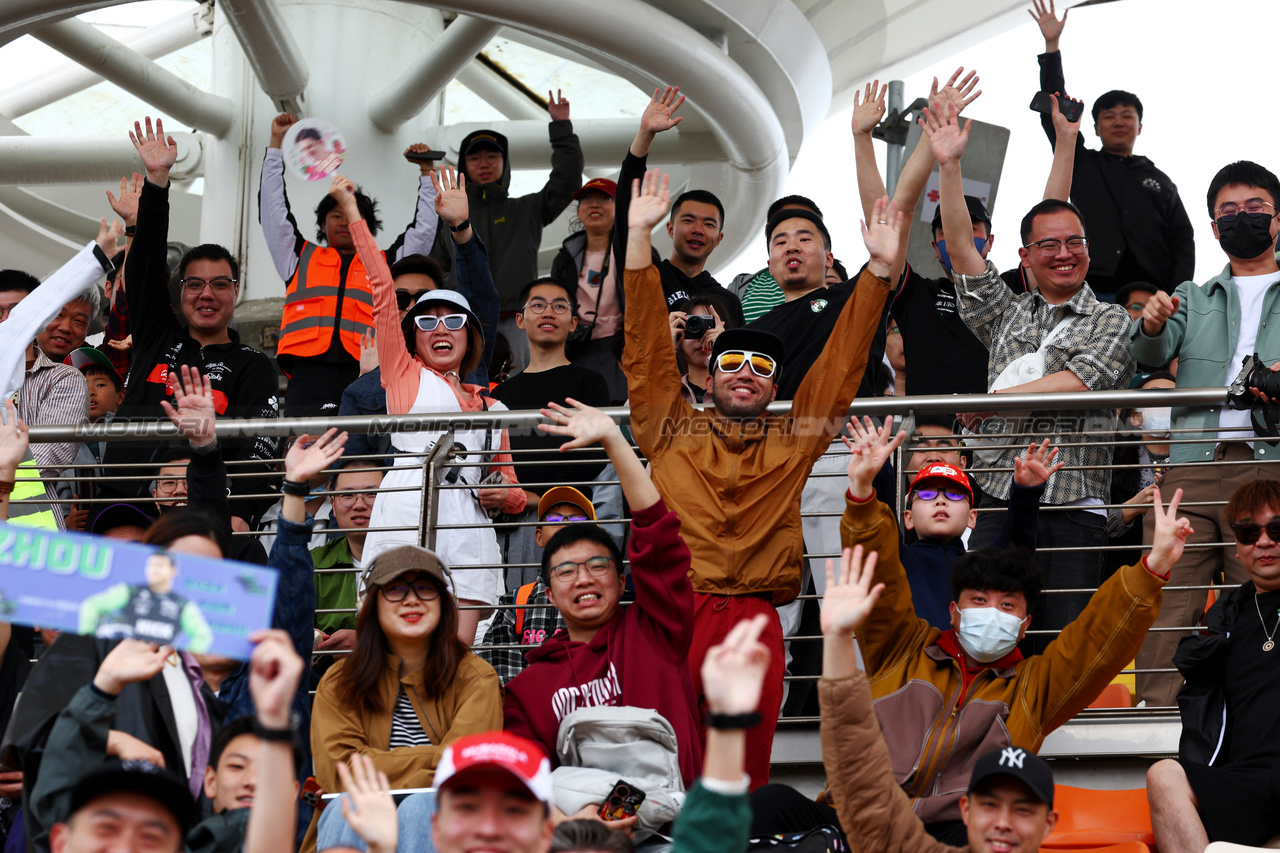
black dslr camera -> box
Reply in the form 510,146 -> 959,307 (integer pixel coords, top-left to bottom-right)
683,314 -> 715,340
1228,354 -> 1280,409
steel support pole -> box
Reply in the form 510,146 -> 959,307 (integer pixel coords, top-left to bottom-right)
439,119 -> 720,169
454,61 -> 545,121
217,0 -> 309,114
0,132 -> 201,185
885,80 -> 905,198
368,16 -> 502,132
419,433 -> 459,550
32,17 -> 234,137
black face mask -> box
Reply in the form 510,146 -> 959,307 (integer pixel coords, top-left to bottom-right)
1217,211 -> 1277,260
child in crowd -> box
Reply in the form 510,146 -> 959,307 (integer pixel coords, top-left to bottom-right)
57,348 -> 126,529
844,415 -> 1057,629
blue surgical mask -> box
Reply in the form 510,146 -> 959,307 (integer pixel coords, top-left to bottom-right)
956,606 -> 1024,663
935,237 -> 989,272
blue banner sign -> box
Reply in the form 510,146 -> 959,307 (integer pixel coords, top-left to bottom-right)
0,523 -> 277,659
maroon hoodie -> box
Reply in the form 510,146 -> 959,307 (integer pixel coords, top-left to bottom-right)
503,498 -> 702,787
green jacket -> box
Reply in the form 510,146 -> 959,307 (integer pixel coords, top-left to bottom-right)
29,683 -> 248,853
671,781 -> 751,853
310,536 -> 357,634
1129,263 -> 1280,463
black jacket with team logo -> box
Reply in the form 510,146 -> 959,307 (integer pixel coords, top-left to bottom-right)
746,271 -> 885,401
104,179 -> 280,524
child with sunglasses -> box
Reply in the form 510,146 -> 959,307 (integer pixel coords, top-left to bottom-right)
333,170 -> 524,647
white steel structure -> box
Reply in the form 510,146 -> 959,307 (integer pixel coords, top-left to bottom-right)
0,0 -> 1035,305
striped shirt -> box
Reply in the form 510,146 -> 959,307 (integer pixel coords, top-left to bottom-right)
388,688 -> 431,748
740,270 -> 785,322
17,348 -> 89,528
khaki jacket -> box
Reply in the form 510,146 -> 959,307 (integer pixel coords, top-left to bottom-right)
842,493 -> 1166,822
623,263 -> 890,604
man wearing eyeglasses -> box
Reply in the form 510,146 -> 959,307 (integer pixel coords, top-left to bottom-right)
103,118 -> 281,532
621,168 -> 899,790
310,462 -> 385,661
924,102 -> 1135,655
1148,479 -> 1280,853
1130,160 -> 1280,707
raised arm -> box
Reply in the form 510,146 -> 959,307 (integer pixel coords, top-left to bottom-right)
538,398 -> 659,513
851,81 -> 889,224
258,113 -> 307,282
384,144 -> 442,260
920,102 -> 985,277
435,165 -> 498,382
1031,0 -> 1074,149
0,401 -> 26,522
243,630 -> 305,853
539,90 -> 584,225
615,87 -> 684,266
1043,93 -> 1083,201
124,117 -> 180,352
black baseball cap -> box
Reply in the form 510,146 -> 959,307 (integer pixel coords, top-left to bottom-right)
968,746 -> 1054,806
70,759 -> 199,834
931,195 -> 992,233
90,502 -> 157,536
710,329 -> 786,371
765,208 -> 831,249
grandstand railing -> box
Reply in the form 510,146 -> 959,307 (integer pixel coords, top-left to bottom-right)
15,385 -> 1250,739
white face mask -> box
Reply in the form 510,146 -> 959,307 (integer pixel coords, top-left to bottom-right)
956,606 -> 1024,663
1136,406 -> 1171,439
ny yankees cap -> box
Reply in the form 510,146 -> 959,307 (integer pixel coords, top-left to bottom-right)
969,746 -> 1055,806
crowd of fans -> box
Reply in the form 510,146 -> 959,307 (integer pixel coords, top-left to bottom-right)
4,3 -> 1280,851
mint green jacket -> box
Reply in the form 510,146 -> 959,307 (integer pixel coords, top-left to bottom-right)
1129,263 -> 1280,463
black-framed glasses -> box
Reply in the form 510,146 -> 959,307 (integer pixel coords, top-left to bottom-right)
715,350 -> 777,378
913,487 -> 969,503
155,478 -> 186,495
1214,200 -> 1276,222
181,277 -> 237,293
414,313 -> 467,332
543,513 -> 589,523
549,555 -> 614,584
1230,519 -> 1280,545
524,299 -> 571,315
334,491 -> 377,507
1023,238 -> 1088,256
395,290 -> 420,311
379,579 -> 441,602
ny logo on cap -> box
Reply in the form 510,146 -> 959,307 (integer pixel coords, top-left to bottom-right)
999,747 -> 1026,769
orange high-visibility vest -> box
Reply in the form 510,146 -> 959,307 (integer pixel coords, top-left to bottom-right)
276,242 -> 375,370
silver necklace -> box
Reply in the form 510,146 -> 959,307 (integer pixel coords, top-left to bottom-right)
1254,593 -> 1279,652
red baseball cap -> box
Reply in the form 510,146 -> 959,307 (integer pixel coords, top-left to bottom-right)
573,178 -> 616,200
909,462 -> 973,502
435,731 -> 553,804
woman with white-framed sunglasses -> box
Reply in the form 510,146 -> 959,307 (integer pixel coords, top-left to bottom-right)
330,169 -> 523,645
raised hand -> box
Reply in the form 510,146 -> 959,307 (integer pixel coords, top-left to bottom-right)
106,334 -> 133,352
851,80 -> 886,136
337,755 -> 397,853
94,639 -> 171,696
627,169 -> 672,232
538,398 -> 621,451
936,66 -> 982,114
1013,438 -> 1065,488
668,310 -> 687,346
328,174 -> 360,220
0,400 -> 29,472
105,173 -> 143,226
1146,487 -> 1193,576
820,545 -> 885,637
641,86 -> 685,136
1120,483 -> 1157,525
95,218 -> 125,256
129,117 -> 177,185
861,196 -> 905,277
701,614 -> 770,715
431,165 -> 469,228
548,89 -> 571,122
247,629 -> 303,729
269,113 -> 297,148
404,142 -> 438,176
285,428 -> 348,485
841,415 -> 906,497
1141,291 -> 1180,336
1049,92 -> 1083,137
358,328 -> 379,376
919,101 -> 970,167
1029,0 -> 1068,51
159,364 -> 216,448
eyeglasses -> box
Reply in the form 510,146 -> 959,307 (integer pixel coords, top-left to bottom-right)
913,487 -> 970,503
334,491 -> 378,507
181,277 -> 237,293
395,290 -> 424,311
543,513 -> 589,523
524,299 -> 572,316
414,313 -> 467,332
155,479 -> 187,494
1023,238 -> 1088,256
1214,200 -> 1276,222
549,555 -> 614,584
1230,519 -> 1280,545
379,579 -> 441,602
715,350 -> 777,378
578,195 -> 613,207
1126,302 -> 1148,313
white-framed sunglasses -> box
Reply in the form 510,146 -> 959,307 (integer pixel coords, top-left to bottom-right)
414,313 -> 468,332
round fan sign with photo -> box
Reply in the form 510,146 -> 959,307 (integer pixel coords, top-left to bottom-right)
282,118 -> 347,181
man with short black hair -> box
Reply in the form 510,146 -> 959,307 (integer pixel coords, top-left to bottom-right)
311,462 -> 384,657
1116,280 -> 1159,322
432,731 -> 555,853
1130,159 -> 1280,705
728,195 -> 826,323
1031,0 -> 1193,295
613,87 -> 743,325
36,287 -> 99,364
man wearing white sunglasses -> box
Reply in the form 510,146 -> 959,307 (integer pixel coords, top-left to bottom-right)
621,168 -> 901,789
